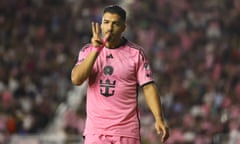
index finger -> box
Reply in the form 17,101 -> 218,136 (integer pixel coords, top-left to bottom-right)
91,22 -> 96,36
95,22 -> 100,36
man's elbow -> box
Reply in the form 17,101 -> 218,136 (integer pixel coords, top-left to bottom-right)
71,75 -> 83,86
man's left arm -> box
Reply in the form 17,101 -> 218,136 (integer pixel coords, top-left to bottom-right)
142,82 -> 169,143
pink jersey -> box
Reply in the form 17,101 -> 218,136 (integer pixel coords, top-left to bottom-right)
76,38 -> 154,139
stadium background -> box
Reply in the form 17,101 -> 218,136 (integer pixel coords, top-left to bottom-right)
0,0 -> 240,143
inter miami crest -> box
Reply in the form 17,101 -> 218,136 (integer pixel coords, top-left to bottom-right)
103,65 -> 114,75
100,65 -> 116,97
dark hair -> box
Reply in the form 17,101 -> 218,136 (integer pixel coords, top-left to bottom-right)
103,5 -> 126,22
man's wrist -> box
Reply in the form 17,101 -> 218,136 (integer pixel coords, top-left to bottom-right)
92,39 -> 106,53
92,45 -> 104,53
155,116 -> 165,121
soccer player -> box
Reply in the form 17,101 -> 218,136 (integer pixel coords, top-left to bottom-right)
71,5 -> 169,144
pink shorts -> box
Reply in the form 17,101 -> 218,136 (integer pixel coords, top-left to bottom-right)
84,134 -> 140,144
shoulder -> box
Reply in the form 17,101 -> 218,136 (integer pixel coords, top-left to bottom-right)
80,43 -> 92,52
124,38 -> 143,51
124,38 -> 147,60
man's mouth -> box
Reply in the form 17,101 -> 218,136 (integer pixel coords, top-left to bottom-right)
105,32 -> 112,41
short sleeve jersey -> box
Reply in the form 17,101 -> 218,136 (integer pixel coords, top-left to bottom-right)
76,38 -> 154,139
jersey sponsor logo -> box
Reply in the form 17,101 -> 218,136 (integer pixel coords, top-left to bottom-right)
100,65 -> 116,97
144,63 -> 150,70
100,79 -> 116,97
144,63 -> 152,78
106,54 -> 114,59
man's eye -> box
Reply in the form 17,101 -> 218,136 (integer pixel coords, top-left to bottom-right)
114,23 -> 120,26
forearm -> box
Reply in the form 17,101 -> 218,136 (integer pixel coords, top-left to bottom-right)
143,83 -> 165,120
71,51 -> 99,85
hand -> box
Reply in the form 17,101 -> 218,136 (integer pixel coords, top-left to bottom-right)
91,22 -> 109,50
155,118 -> 169,143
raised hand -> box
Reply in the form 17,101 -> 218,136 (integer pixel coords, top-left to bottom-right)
91,22 -> 104,48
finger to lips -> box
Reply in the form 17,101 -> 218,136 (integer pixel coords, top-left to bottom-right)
104,32 -> 111,42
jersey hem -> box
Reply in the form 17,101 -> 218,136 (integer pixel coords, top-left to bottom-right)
83,132 -> 140,139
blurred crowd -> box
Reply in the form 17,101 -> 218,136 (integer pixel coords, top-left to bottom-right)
0,0 -> 240,143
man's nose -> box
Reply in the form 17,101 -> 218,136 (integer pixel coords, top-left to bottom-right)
107,23 -> 113,30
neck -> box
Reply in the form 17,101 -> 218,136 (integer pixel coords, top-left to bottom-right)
105,37 -> 123,48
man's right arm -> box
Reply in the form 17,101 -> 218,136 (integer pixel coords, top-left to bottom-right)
71,51 -> 99,85
71,22 -> 108,85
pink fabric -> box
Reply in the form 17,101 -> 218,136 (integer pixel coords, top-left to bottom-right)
76,39 -> 153,139
84,134 -> 140,144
